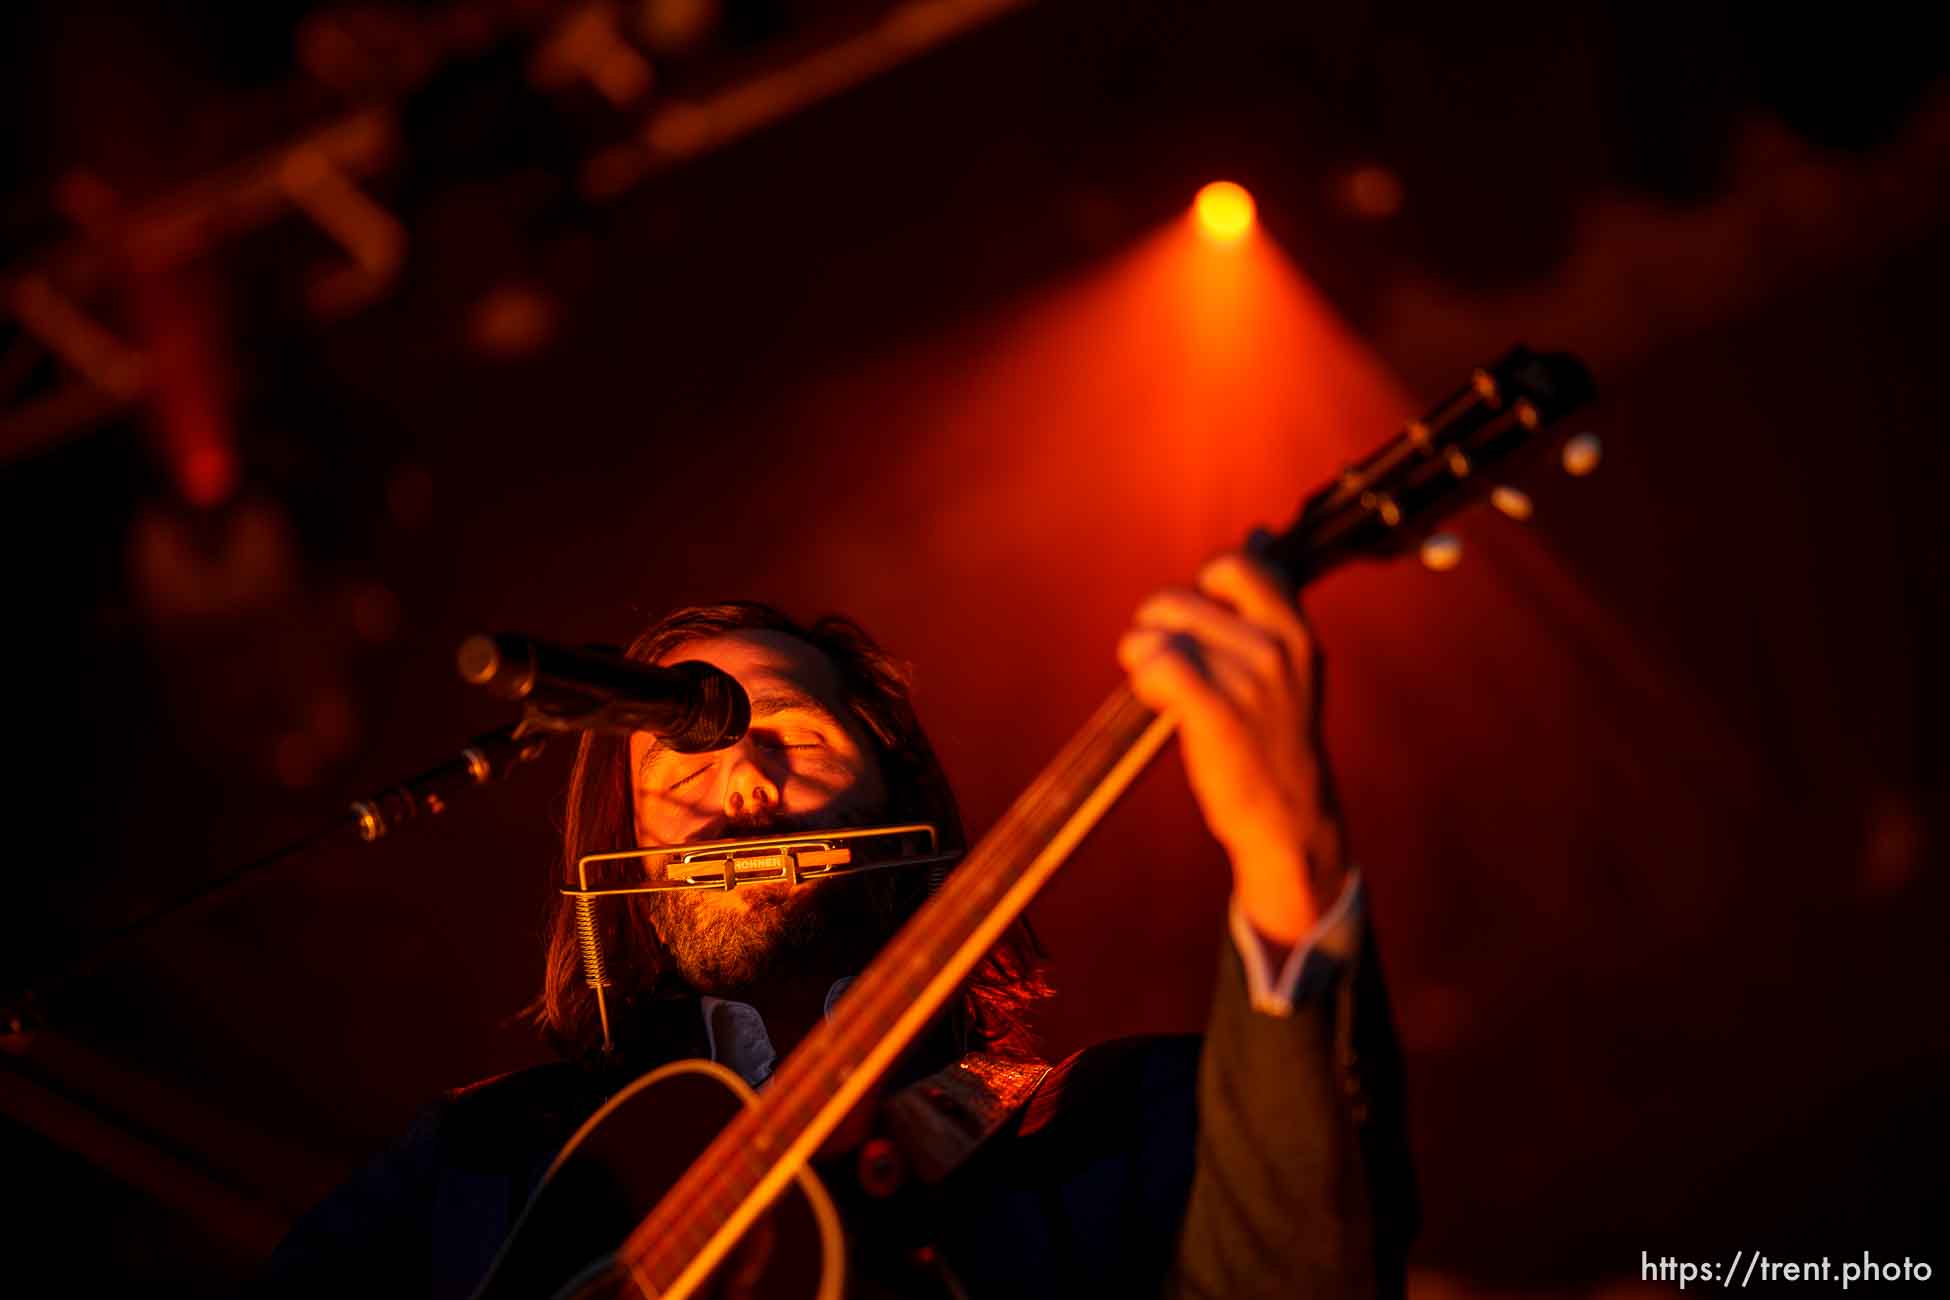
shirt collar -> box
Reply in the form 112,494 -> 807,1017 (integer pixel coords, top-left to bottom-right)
697,976 -> 855,1088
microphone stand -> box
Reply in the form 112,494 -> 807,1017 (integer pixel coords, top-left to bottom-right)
2,721 -> 550,1038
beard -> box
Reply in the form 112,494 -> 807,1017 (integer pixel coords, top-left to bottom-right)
646,804 -> 908,996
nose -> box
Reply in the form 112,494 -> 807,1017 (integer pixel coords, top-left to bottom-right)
720,739 -> 781,819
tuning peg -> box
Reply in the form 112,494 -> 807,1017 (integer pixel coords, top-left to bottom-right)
1419,532 -> 1462,571
1490,485 -> 1533,520
1561,433 -> 1602,477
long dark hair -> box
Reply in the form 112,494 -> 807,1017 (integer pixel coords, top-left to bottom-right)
530,602 -> 1049,1061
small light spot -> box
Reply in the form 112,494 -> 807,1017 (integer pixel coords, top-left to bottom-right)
1561,432 -> 1603,477
638,0 -> 720,54
1490,486 -> 1534,521
180,443 -> 237,507
349,583 -> 401,644
1336,164 -> 1403,220
467,283 -> 559,358
1419,532 -> 1463,571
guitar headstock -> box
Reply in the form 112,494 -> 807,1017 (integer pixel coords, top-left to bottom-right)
1259,346 -> 1597,586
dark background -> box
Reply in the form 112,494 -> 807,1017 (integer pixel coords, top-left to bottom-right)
3,1 -> 1946,1292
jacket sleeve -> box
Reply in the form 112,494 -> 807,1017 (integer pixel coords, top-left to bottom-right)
245,1106 -> 442,1297
1166,909 -> 1419,1300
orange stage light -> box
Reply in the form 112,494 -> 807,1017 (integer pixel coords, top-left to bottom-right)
1193,181 -> 1256,243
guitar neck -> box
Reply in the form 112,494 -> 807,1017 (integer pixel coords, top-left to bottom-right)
618,683 -> 1174,1296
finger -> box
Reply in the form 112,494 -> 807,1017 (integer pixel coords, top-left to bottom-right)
1200,642 -> 1269,718
1195,551 -> 1315,683
1132,586 -> 1289,691
1118,628 -> 1253,746
1127,622 -> 1269,716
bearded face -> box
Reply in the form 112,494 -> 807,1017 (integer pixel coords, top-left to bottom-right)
644,807 -> 906,995
625,630 -> 901,996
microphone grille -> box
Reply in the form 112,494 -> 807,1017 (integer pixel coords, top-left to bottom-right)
667,661 -> 751,753
456,634 -> 537,700
456,635 -> 501,685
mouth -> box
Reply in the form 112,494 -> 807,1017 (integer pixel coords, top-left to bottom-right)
583,823 -> 946,904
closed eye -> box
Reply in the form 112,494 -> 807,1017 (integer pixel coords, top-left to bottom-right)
670,764 -> 712,791
665,741 -> 820,791
750,722 -> 825,751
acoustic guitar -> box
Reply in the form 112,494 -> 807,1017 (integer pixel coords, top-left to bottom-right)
472,347 -> 1597,1299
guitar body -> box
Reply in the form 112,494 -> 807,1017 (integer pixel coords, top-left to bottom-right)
472,1060 -> 844,1300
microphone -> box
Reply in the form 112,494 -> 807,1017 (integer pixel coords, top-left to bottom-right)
456,634 -> 751,752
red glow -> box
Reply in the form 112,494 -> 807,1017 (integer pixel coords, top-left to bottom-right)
1337,165 -> 1404,220
128,267 -> 239,507
179,442 -> 237,507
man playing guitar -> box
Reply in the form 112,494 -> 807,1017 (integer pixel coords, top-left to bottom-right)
260,551 -> 1417,1299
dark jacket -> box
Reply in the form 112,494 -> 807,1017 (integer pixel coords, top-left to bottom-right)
257,920 -> 1415,1299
